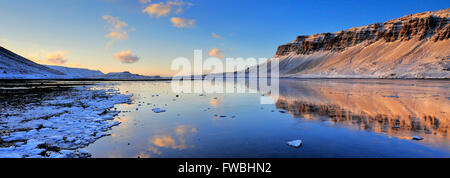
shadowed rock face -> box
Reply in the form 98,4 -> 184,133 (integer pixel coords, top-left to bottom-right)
275,9 -> 450,56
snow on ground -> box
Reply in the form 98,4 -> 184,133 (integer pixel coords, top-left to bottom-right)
0,84 -> 132,158
45,65 -> 104,79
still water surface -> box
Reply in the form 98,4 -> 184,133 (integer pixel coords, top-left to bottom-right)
87,79 -> 450,158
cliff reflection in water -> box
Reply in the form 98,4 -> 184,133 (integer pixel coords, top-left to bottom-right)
274,79 -> 449,147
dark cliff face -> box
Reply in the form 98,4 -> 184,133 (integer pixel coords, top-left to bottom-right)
275,9 -> 450,56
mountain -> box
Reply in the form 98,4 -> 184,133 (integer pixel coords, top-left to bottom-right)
269,8 -> 450,78
0,46 -> 159,80
91,71 -> 161,80
45,65 -> 104,79
0,46 -> 65,79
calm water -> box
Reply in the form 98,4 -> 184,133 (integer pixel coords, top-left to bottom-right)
86,79 -> 450,158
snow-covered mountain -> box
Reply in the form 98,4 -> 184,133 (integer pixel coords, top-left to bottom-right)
0,46 -> 65,79
0,46 -> 160,80
268,8 -> 450,79
91,71 -> 160,80
45,65 -> 104,79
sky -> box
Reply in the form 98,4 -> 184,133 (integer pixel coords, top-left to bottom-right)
0,0 -> 449,76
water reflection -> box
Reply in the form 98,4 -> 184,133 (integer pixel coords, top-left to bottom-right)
150,125 -> 198,150
273,79 -> 449,146
86,80 -> 449,157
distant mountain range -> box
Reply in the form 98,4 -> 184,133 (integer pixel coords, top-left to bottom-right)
0,46 -> 160,80
266,8 -> 450,78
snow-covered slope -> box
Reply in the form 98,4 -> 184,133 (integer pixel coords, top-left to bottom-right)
269,8 -> 450,79
45,65 -> 104,79
0,46 -> 65,79
0,46 -> 159,80
90,71 -> 160,80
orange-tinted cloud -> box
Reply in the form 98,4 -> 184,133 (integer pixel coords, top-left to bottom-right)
114,50 -> 140,64
211,32 -> 222,39
28,50 -> 68,65
142,1 -> 192,18
46,51 -> 68,64
170,17 -> 195,28
209,48 -> 224,59
102,15 -> 134,49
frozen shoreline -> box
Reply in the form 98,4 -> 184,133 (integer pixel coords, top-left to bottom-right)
0,84 -> 132,158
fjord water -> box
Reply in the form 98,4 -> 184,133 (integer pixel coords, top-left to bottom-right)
86,79 -> 450,158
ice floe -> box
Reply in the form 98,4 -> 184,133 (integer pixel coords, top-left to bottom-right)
287,140 -> 303,148
0,85 -> 132,158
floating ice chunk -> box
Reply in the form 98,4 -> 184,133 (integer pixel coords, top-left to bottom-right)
101,114 -> 115,120
66,137 -> 76,142
50,135 -> 64,141
0,153 -> 22,158
60,150 -> 74,155
28,129 -> 38,135
152,108 -> 166,113
78,149 -> 89,154
412,136 -> 424,140
111,121 -> 120,126
43,122 -> 53,128
95,132 -> 108,138
93,118 -> 103,122
25,139 -> 45,148
287,139 -> 303,148
0,85 -> 132,158
49,152 -> 66,158
3,131 -> 27,141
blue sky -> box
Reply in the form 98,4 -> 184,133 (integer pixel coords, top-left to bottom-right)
0,0 -> 448,76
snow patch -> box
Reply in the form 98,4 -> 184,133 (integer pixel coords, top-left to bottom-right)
0,84 -> 132,158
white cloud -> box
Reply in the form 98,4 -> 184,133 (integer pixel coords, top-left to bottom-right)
142,1 -> 192,18
211,32 -> 222,39
209,48 -> 224,59
102,15 -> 134,49
170,17 -> 195,28
114,50 -> 140,64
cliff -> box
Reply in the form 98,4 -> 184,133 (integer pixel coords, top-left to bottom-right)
271,8 -> 450,78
